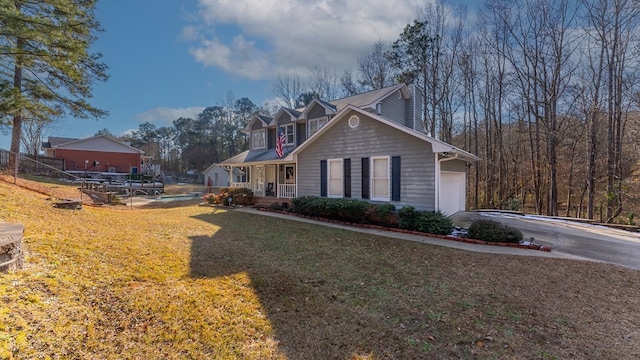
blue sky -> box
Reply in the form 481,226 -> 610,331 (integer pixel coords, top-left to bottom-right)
1,0 -> 476,149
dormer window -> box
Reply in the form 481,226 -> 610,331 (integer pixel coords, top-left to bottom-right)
252,129 -> 266,149
282,124 -> 295,145
308,117 -> 328,137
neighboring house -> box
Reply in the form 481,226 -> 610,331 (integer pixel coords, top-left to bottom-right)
202,164 -> 230,187
42,135 -> 151,174
218,83 -> 479,215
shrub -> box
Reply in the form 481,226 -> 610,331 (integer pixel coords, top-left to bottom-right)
364,203 -> 397,226
397,206 -> 452,235
202,193 -> 216,204
211,187 -> 254,206
292,197 -> 390,224
269,201 -> 290,211
468,219 -> 523,243
231,188 -> 254,206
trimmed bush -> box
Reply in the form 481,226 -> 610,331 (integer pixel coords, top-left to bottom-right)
468,219 -> 523,243
397,206 -> 452,235
364,203 -> 397,226
291,196 -> 369,223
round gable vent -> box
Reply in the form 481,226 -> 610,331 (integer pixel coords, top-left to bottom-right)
348,115 -> 360,128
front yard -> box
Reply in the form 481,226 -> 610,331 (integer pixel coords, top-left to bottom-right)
0,179 -> 639,359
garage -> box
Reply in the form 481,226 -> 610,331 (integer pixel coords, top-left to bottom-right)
439,171 -> 466,216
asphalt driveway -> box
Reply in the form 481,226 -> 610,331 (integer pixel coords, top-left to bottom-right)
451,211 -> 640,271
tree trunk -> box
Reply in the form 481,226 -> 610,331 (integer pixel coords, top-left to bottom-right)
9,38 -> 24,173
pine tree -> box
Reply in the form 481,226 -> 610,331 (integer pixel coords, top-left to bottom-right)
0,0 -> 108,169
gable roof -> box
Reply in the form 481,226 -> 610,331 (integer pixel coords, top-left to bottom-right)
329,84 -> 410,111
291,105 -> 479,161
49,135 -> 145,154
272,107 -> 302,124
203,163 -> 230,174
299,98 -> 337,119
42,137 -> 79,149
243,114 -> 273,132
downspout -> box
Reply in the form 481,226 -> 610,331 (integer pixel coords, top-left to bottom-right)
435,152 -> 459,212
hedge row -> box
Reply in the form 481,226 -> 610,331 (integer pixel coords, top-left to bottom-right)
290,197 -> 452,235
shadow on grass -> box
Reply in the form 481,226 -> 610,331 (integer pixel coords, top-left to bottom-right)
133,199 -> 203,209
189,209 -> 424,360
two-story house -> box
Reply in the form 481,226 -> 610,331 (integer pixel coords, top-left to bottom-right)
218,83 -> 479,215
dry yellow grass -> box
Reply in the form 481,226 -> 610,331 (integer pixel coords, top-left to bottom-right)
1,178 -> 640,359
0,180 -> 285,359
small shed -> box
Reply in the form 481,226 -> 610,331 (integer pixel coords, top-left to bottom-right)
203,164 -> 230,188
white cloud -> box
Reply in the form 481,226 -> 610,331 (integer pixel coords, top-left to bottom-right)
135,107 -> 205,126
187,0 -> 431,80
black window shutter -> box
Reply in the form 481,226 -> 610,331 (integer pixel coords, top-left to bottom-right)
391,156 -> 401,201
320,160 -> 327,197
361,157 -> 370,199
343,158 -> 351,198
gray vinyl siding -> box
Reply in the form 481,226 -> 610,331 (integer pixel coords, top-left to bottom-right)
409,85 -> 425,132
251,120 -> 263,130
296,110 -> 437,210
273,112 -> 291,125
441,158 -> 467,172
306,103 -> 327,119
296,122 -> 307,145
405,86 -> 417,129
379,90 -> 408,127
267,128 -> 276,149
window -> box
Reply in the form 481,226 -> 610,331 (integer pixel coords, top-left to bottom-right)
308,117 -> 328,137
328,158 -> 343,198
252,129 -> 266,149
371,156 -> 390,201
283,124 -> 295,145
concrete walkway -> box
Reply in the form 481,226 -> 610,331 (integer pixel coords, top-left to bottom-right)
235,207 -> 589,262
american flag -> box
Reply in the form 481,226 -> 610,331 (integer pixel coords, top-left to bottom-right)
276,127 -> 285,158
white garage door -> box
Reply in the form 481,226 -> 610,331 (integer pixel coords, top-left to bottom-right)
439,171 -> 466,216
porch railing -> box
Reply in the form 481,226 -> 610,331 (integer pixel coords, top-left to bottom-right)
278,184 -> 297,199
231,182 -> 250,189
231,182 -> 296,199
254,183 -> 265,197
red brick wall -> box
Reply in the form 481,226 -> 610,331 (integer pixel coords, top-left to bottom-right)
55,149 -> 141,173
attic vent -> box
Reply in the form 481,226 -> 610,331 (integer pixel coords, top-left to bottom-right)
348,115 -> 360,128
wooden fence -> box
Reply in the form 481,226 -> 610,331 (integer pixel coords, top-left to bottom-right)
0,149 -> 65,175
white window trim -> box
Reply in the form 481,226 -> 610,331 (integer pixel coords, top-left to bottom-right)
308,117 -> 328,137
283,123 -> 295,145
327,158 -> 343,198
370,156 -> 390,201
252,129 -> 266,149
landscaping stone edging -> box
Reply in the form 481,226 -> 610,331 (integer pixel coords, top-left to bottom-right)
0,223 -> 25,272
256,208 -> 552,252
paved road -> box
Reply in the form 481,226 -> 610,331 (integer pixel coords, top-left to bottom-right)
451,211 -> 640,270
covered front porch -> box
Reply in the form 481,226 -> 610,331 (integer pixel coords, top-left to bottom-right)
226,162 -> 297,199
